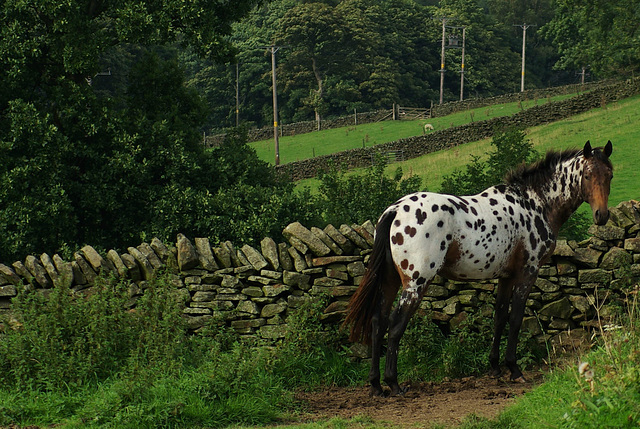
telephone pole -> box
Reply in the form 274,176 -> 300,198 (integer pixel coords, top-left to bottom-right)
235,63 -> 240,127
270,46 -> 280,165
438,17 -> 449,104
459,27 -> 466,101
514,23 -> 536,92
259,45 -> 284,165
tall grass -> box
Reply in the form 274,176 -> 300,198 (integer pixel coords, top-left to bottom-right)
0,274 -> 291,428
0,274 -> 520,428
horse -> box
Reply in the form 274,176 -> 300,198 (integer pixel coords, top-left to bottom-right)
344,140 -> 613,396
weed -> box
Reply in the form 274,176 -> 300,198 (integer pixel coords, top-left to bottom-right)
274,296 -> 366,388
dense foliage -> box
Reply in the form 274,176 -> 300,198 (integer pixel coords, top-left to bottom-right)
0,272 -> 544,427
0,0 -> 314,263
317,156 -> 423,226
192,0 -> 569,130
542,0 -> 640,77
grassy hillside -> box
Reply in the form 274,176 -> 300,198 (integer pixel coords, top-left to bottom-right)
250,93 -> 579,165
295,93 -> 640,207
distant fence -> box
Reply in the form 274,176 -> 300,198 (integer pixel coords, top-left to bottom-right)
205,80 -> 608,148
274,78 -> 640,181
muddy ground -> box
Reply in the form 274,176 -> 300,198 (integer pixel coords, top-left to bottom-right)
293,370 -> 546,427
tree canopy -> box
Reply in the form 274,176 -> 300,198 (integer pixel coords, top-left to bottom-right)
2,0 -> 637,262
189,0 -> 605,131
542,0 -> 640,77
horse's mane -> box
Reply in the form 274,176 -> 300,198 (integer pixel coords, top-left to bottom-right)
504,148 -> 582,188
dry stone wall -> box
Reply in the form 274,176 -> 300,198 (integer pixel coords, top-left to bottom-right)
276,78 -> 640,181
428,80 -> 609,117
2,201 -> 640,346
205,110 -> 392,148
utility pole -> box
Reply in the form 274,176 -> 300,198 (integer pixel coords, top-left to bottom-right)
514,23 -> 536,92
235,63 -> 240,127
460,27 -> 466,101
270,46 -> 280,165
437,19 -> 465,103
438,17 -> 448,105
258,45 -> 283,165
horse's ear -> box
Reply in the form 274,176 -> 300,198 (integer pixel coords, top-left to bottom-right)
604,140 -> 613,157
583,141 -> 592,158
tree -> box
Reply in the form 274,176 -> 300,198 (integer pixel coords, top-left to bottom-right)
0,0 -> 265,262
276,2 -> 376,123
542,0 -> 640,77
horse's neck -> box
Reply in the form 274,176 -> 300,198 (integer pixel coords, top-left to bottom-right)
534,156 -> 585,234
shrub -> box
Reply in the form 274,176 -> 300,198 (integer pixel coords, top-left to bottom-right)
440,127 -> 538,196
0,273 -> 195,392
274,296 -> 366,388
399,311 -> 447,381
317,154 -> 423,226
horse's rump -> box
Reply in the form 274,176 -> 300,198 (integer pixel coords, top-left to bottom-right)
344,210 -> 400,344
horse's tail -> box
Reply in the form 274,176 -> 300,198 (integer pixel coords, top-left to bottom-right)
344,210 -> 399,345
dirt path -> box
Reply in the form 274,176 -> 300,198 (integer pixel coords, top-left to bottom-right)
294,371 -> 545,427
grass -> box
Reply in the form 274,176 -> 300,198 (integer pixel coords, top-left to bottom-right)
458,289 -> 640,429
295,93 -> 640,207
251,93 -> 580,165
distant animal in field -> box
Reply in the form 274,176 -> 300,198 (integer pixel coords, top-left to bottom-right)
423,123 -> 434,133
345,140 -> 613,396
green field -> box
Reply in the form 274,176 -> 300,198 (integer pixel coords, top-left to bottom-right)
250,93 -> 580,165
292,93 -> 640,207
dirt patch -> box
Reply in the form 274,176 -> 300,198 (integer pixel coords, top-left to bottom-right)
294,370 -> 545,427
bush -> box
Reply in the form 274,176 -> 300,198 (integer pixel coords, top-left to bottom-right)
317,154 -> 423,226
0,273 -> 291,428
274,296 -> 366,388
399,311 -> 447,381
0,53 -> 315,263
440,127 -> 538,196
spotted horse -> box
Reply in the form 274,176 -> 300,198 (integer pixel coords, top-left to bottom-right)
344,141 -> 613,396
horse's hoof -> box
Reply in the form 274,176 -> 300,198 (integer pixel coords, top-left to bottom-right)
511,376 -> 526,384
489,369 -> 502,378
369,386 -> 384,397
390,384 -> 409,396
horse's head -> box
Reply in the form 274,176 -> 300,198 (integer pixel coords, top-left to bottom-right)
581,140 -> 613,225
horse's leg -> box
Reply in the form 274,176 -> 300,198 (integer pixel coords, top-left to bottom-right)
368,300 -> 390,396
489,278 -> 514,377
383,288 -> 422,396
504,280 -> 535,382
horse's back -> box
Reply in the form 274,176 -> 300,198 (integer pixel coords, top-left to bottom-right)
386,188 -> 541,282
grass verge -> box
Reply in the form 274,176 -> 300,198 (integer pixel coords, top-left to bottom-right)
252,93 -> 579,165
295,93 -> 640,207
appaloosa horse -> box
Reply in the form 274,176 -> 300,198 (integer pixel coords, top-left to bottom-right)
345,141 -> 613,396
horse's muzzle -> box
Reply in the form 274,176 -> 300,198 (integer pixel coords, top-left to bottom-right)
594,209 -> 610,225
